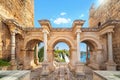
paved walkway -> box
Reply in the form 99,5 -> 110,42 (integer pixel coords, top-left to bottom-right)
30,64 -> 93,80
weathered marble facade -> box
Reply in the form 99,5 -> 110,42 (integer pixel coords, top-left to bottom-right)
89,0 -> 120,70
0,0 -> 34,60
0,0 -> 34,27
0,0 -> 119,71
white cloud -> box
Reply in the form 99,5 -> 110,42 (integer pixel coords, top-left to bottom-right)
60,12 -> 67,16
54,17 -> 71,25
79,14 -> 84,18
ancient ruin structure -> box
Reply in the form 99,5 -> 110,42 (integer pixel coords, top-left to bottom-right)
0,0 -> 120,72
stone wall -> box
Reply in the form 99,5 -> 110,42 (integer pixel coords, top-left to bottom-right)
89,0 -> 120,27
113,24 -> 120,70
89,0 -> 120,70
0,22 -> 11,60
0,0 -> 34,60
0,0 -> 34,27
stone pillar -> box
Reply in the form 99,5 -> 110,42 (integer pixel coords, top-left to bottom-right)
75,30 -> 85,76
86,45 -> 89,64
43,30 -> 48,62
30,50 -> 35,69
41,29 -> 49,76
89,50 -> 93,63
96,50 -> 103,65
11,32 -> 17,69
21,49 -> 26,70
76,31 -> 81,62
108,32 -> 113,62
35,44 -> 39,65
106,32 -> 116,70
69,48 -> 77,70
47,48 -> 55,71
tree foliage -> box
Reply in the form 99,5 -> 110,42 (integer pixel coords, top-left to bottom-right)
38,46 -> 44,62
54,49 -> 69,62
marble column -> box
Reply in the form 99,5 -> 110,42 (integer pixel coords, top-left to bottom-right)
108,32 -> 113,62
41,29 -> 49,76
75,30 -> 85,76
11,32 -> 16,67
76,31 -> 81,62
107,32 -> 116,70
43,30 -> 48,62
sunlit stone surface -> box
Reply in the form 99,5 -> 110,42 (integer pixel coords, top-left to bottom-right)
93,71 -> 120,80
31,64 -> 93,80
0,71 -> 30,80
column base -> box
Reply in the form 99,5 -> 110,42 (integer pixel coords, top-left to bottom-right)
34,58 -> 39,65
49,62 -> 55,72
88,63 -> 101,70
68,63 -> 75,71
106,61 -> 117,70
10,60 -> 17,70
41,62 -> 50,76
75,62 -> 85,76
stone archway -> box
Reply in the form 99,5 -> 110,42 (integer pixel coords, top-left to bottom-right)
24,39 -> 43,69
81,36 -> 104,69
48,36 -> 77,67
2,19 -> 116,71
15,33 -> 24,68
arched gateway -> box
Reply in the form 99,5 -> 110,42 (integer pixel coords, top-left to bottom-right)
3,19 -> 116,70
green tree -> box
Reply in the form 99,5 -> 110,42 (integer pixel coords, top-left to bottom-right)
38,47 -> 44,62
54,49 -> 69,62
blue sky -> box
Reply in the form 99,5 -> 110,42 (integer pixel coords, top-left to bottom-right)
35,0 -> 102,51
34,0 -> 102,28
54,42 -> 87,51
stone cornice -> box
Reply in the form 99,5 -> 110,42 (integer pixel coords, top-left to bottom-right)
99,25 -> 115,35
23,27 -> 43,32
3,19 -> 119,34
99,20 -> 120,29
38,19 -> 52,31
72,20 -> 85,29
72,20 -> 85,32
81,28 -> 99,32
3,19 -> 24,31
51,28 -> 72,32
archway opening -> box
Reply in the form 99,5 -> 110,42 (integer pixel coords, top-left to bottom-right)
80,43 -> 90,63
25,39 -> 44,69
53,42 -> 70,63
80,39 -> 98,65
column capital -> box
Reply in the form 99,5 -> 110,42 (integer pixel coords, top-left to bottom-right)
10,29 -> 18,35
75,29 -> 81,34
42,29 -> 49,34
107,31 -> 113,35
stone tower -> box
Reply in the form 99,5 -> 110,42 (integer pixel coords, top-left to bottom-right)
0,0 -> 34,27
0,0 -> 34,60
88,0 -> 120,70
89,4 -> 95,28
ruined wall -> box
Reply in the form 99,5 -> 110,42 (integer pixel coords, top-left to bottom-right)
0,0 -> 34,60
0,22 -> 11,60
113,24 -> 120,70
0,0 -> 34,27
89,0 -> 120,27
89,0 -> 120,70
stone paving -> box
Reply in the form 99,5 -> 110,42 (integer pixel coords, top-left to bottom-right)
94,71 -> 120,80
30,65 -> 93,80
0,70 -> 30,80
